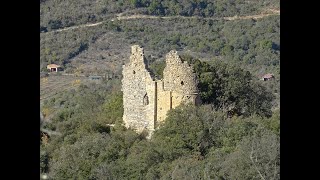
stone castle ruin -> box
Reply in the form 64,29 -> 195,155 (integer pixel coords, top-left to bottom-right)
121,45 -> 200,136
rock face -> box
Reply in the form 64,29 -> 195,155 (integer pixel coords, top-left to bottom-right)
121,45 -> 200,138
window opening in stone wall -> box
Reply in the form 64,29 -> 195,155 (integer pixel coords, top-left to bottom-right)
181,81 -> 184,85
133,70 -> 136,74
143,93 -> 149,105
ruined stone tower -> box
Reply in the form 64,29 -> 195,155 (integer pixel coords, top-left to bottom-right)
121,45 -> 200,136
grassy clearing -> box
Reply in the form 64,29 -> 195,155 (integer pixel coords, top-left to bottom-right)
40,75 -> 86,102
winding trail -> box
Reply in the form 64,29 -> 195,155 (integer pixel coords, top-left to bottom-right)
41,9 -> 279,34
53,21 -> 104,32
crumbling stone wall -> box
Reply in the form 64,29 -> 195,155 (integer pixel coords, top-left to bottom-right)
163,50 -> 199,106
121,45 -> 156,133
122,45 -> 200,137
155,80 -> 171,124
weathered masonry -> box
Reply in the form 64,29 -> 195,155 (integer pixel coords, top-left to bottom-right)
121,45 -> 200,136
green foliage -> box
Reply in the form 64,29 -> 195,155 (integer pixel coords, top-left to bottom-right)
47,20 -> 63,30
149,60 -> 166,79
208,124 -> 279,179
259,39 -> 273,50
42,89 -> 279,179
181,55 -> 274,118
260,109 -> 280,135
49,133 -> 109,179
130,0 -> 142,8
153,105 -> 226,160
40,149 -> 49,173
41,0 -> 279,30
98,91 -> 124,125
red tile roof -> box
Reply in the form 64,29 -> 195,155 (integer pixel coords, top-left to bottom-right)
47,64 -> 61,68
262,73 -> 274,79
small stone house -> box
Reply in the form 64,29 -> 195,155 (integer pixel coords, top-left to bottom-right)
47,64 -> 61,72
261,73 -> 275,81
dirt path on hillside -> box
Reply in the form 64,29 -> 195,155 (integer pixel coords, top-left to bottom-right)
42,9 -> 279,34
117,9 -> 280,21
54,22 -> 104,32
